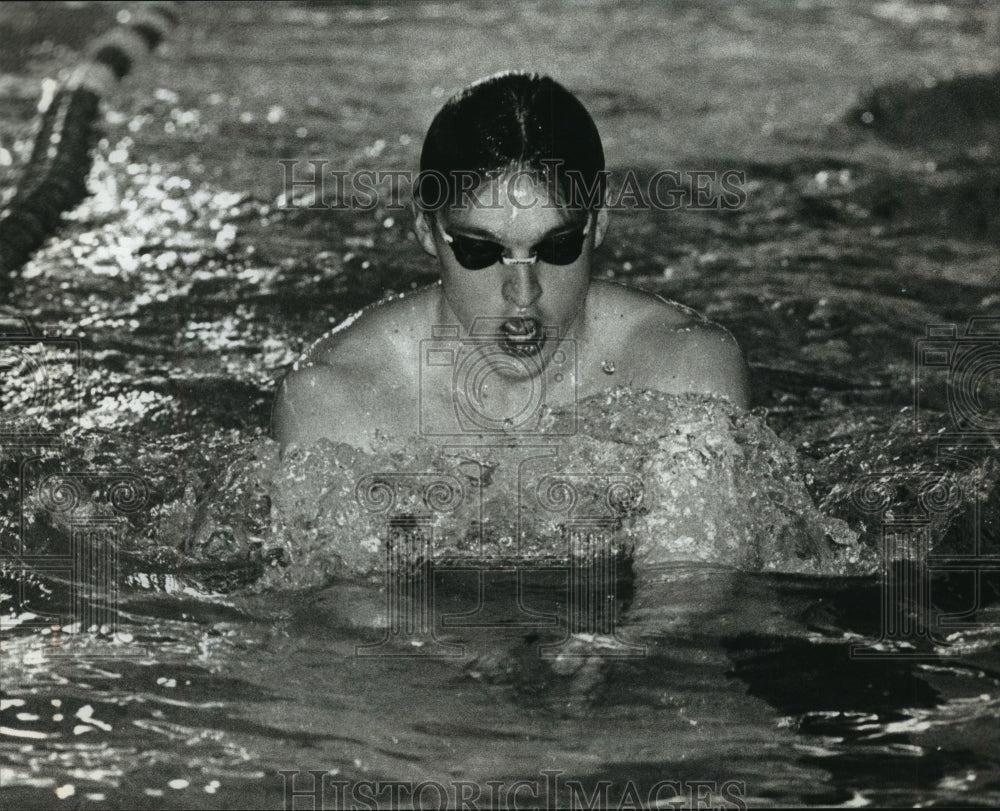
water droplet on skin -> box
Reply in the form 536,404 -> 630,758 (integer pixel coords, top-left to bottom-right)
601,360 -> 616,375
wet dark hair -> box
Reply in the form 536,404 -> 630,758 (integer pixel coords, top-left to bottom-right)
416,71 -> 606,214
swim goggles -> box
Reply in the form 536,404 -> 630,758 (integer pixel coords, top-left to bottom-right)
437,217 -> 590,270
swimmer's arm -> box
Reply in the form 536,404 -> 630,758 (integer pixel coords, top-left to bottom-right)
642,320 -> 752,409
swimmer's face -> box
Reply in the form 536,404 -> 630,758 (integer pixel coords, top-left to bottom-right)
414,174 -> 607,374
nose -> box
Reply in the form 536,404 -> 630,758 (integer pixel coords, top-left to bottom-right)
502,265 -> 542,309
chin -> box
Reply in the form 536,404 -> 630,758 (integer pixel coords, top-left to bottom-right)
484,341 -> 549,380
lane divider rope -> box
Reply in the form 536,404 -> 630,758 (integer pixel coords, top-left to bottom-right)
0,2 -> 180,284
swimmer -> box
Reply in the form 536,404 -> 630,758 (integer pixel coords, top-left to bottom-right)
273,72 -> 750,450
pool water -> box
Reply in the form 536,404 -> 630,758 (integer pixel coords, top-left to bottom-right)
2,1 -> 999,807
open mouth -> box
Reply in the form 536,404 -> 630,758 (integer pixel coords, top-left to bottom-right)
498,317 -> 545,357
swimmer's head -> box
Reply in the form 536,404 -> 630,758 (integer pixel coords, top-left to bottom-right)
415,71 -> 606,214
413,73 -> 609,371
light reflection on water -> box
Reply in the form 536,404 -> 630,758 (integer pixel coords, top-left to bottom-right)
3,573 -> 999,807
2,0 -> 999,807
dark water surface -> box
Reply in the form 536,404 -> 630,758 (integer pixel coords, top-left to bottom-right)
2,1 -> 1000,807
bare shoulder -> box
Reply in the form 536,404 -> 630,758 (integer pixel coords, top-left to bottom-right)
272,285 -> 437,449
304,284 -> 438,367
589,279 -> 700,330
272,361 -> 359,449
590,280 -> 751,408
